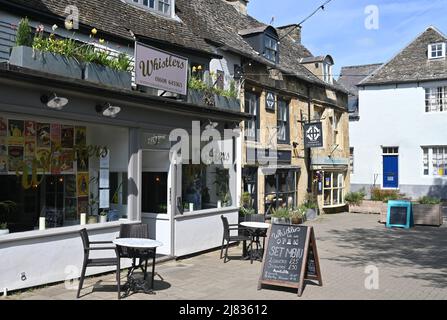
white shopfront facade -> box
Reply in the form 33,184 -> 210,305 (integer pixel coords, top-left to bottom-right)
0,65 -> 244,293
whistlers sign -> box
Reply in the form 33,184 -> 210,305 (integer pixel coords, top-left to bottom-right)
135,42 -> 189,95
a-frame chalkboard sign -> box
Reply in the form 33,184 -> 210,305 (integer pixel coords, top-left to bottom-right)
258,224 -> 322,297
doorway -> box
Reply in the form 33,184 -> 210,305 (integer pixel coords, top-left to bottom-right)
382,147 -> 399,189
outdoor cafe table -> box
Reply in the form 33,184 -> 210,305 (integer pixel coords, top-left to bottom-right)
240,221 -> 270,263
113,238 -> 163,295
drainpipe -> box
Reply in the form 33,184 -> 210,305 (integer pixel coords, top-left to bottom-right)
306,85 -> 312,193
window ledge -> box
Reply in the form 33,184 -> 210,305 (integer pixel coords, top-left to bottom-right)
175,206 -> 238,220
323,203 -> 346,209
0,220 -> 140,245
142,212 -> 170,220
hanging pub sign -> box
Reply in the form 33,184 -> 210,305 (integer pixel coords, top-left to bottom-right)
304,122 -> 323,148
135,42 -> 189,95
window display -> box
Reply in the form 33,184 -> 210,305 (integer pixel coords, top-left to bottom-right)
0,115 -> 129,233
323,171 -> 345,207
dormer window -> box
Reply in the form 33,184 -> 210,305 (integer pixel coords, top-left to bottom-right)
429,43 -> 446,59
239,26 -> 280,64
323,62 -> 333,84
130,0 -> 172,16
264,36 -> 278,63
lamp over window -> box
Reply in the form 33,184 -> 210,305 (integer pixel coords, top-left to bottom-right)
96,103 -> 121,118
40,93 -> 69,110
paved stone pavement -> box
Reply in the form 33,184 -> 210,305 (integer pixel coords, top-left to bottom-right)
5,213 -> 447,300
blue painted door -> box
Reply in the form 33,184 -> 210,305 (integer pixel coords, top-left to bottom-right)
383,156 -> 399,188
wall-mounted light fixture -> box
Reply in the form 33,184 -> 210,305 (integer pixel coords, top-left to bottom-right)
40,93 -> 69,110
96,103 -> 121,118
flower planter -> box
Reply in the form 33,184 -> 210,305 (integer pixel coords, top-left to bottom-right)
187,89 -> 205,105
227,97 -> 241,112
0,229 -> 9,236
412,204 -> 443,226
9,46 -> 82,79
349,200 -> 388,222
83,63 -> 131,90
271,217 -> 291,225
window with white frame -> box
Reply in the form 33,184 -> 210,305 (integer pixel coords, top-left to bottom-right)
323,63 -> 333,84
331,113 -> 341,146
428,43 -> 446,59
323,171 -> 345,207
383,146 -> 399,155
422,146 -> 447,177
130,0 -> 172,16
425,87 -> 447,112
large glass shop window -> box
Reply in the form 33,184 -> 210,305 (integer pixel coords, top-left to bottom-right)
182,164 -> 231,212
323,171 -> 345,207
0,116 -> 129,234
264,170 -> 297,215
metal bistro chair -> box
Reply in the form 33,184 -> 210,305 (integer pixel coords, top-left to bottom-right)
77,228 -> 120,299
220,215 -> 251,263
118,224 -> 154,280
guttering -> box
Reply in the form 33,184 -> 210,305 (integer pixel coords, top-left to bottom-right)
358,77 -> 447,87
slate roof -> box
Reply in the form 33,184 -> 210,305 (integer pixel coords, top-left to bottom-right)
176,0 -> 348,94
338,63 -> 383,95
1,0 -> 215,54
360,27 -> 447,85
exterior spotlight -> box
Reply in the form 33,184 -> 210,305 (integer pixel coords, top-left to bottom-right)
40,93 -> 69,110
96,103 -> 121,118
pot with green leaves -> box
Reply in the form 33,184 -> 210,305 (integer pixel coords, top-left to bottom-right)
0,201 -> 16,235
271,207 -> 291,224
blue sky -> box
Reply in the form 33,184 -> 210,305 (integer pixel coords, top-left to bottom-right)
248,0 -> 447,77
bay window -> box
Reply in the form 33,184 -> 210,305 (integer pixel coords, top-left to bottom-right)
323,171 -> 345,207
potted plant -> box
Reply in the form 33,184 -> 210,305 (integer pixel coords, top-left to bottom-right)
99,210 -> 108,223
291,206 -> 306,225
304,194 -> 319,220
10,19 -> 83,79
413,196 -> 443,226
271,207 -> 291,224
345,189 -> 366,212
0,201 -> 16,235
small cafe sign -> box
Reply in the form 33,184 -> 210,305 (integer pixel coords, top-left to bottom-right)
135,42 -> 189,95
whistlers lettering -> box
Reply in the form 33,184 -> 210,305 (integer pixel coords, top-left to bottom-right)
139,55 -> 185,77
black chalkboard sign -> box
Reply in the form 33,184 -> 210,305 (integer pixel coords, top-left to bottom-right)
258,224 -> 322,296
389,206 -> 408,225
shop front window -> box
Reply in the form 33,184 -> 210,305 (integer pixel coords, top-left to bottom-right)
0,115 -> 129,234
264,170 -> 297,215
182,164 -> 231,212
323,171 -> 345,207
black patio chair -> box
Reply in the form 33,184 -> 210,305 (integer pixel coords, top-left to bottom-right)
220,215 -> 251,263
118,224 -> 154,280
77,228 -> 120,299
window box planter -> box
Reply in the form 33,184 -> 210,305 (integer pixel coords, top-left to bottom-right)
83,63 -> 132,90
271,217 -> 291,224
349,200 -> 388,222
227,97 -> 241,112
412,203 -> 443,226
187,89 -> 205,105
9,46 -> 82,79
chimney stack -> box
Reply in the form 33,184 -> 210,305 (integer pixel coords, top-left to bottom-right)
225,0 -> 249,15
277,24 -> 301,44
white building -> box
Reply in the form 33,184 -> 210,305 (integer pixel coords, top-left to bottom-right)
340,26 -> 447,199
